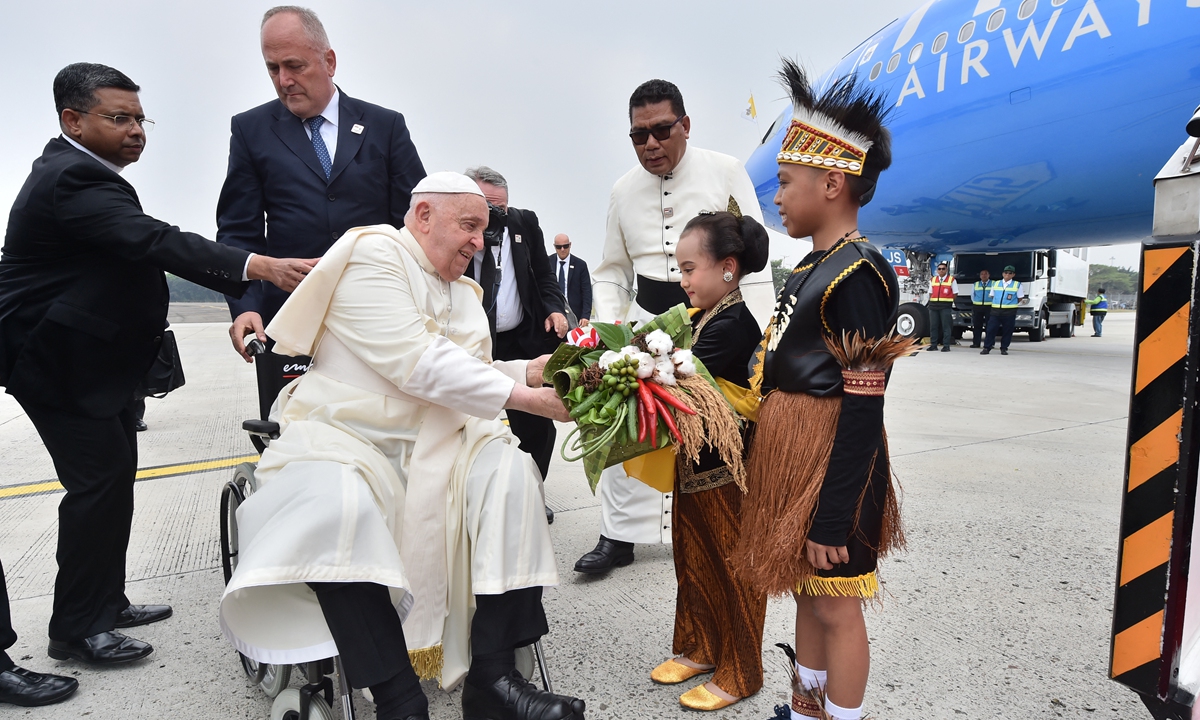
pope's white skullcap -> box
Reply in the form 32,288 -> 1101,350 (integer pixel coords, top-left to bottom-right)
411,171 -> 485,197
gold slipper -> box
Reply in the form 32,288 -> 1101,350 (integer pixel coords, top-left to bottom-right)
651,658 -> 712,684
680,683 -> 739,711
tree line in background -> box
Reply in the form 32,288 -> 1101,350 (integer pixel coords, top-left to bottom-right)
167,275 -> 225,302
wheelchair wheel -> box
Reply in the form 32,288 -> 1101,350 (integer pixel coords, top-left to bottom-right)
220,480 -> 245,585
270,687 -> 334,720
259,663 -> 292,698
515,644 -> 535,681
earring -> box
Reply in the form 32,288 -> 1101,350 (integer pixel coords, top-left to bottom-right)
723,271 -> 734,282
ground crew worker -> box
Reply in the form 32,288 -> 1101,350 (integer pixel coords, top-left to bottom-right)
969,269 -> 993,349
926,260 -> 956,352
1086,287 -> 1108,337
981,265 -> 1025,355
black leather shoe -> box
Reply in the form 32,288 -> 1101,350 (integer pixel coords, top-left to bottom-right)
573,535 -> 633,575
1001,348 -> 1009,355
925,345 -> 938,351
970,343 -> 980,348
462,671 -> 585,720
48,631 -> 153,665
545,506 -> 554,525
980,349 -> 990,355
940,346 -> 950,352
0,665 -> 78,707
115,604 -> 172,628
135,419 -> 148,432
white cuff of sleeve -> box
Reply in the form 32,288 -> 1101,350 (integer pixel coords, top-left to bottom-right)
242,253 -> 255,282
400,336 -> 515,419
493,359 -> 530,387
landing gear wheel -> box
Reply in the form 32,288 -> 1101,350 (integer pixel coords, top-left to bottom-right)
515,644 -> 536,680
896,302 -> 929,339
259,663 -> 292,698
270,688 -> 335,720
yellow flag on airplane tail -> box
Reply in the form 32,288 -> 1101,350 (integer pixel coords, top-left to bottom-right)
743,93 -> 757,122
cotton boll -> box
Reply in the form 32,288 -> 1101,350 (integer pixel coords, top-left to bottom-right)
645,330 -> 674,357
654,360 -> 678,385
598,351 -> 620,369
675,360 -> 697,377
656,372 -> 677,387
671,349 -> 693,366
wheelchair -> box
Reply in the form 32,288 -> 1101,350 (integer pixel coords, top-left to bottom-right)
219,339 -> 552,720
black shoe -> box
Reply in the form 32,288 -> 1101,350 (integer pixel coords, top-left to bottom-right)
0,665 -> 78,707
941,346 -> 950,352
545,506 -> 554,525
115,604 -> 172,629
48,631 -> 153,665
970,343 -> 980,348
135,419 -> 148,432
980,349 -> 991,355
925,345 -> 938,351
462,670 -> 585,720
1001,349 -> 1009,355
573,536 -> 633,575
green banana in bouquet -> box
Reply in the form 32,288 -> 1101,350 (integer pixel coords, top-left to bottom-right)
542,304 -> 739,492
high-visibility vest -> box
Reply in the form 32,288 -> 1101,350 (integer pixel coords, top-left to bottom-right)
929,274 -> 955,304
990,280 -> 1022,309
1092,294 -> 1108,311
972,281 -> 994,306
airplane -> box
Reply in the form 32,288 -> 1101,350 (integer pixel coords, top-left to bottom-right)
745,0 -> 1200,316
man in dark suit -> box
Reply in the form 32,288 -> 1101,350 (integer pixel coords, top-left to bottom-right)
0,63 -> 310,699
217,6 -> 426,417
551,234 -> 592,326
466,167 -> 567,522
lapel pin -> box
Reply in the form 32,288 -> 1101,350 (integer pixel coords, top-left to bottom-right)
351,124 -> 365,135
515,235 -> 523,243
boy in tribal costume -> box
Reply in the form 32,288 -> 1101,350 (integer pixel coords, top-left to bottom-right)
733,61 -> 911,720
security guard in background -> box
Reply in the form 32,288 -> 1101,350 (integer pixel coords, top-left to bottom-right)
981,265 -> 1025,355
1086,287 -> 1108,337
969,268 -> 993,349
926,260 -> 956,352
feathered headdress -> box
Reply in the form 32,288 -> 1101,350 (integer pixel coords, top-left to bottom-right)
775,58 -> 892,182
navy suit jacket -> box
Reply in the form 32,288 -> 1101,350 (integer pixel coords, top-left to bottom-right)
0,138 -> 249,417
556,254 -> 592,322
216,89 -> 426,322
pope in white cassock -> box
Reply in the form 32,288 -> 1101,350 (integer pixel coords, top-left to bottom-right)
577,79 -> 773,575
219,173 -> 587,720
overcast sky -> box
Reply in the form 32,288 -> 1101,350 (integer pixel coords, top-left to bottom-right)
2,0 -> 1141,270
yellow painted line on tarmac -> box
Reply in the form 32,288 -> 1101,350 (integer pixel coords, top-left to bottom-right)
0,454 -> 260,500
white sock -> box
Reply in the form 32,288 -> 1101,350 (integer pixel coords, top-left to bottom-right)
825,697 -> 863,720
794,660 -> 827,692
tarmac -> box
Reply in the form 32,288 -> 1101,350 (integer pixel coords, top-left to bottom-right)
0,307 -> 1146,719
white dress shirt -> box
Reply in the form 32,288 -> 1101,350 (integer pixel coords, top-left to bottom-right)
472,227 -> 524,333
300,89 -> 340,162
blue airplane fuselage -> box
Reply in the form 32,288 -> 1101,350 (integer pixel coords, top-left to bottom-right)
747,0 -> 1200,254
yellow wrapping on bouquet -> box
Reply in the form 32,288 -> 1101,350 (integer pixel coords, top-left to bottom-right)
623,447 -> 676,493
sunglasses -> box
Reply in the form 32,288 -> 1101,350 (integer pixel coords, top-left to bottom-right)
554,244 -> 571,250
629,116 -> 684,146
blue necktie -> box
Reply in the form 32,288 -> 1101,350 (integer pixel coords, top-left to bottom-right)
307,116 -> 332,179
558,259 -> 567,294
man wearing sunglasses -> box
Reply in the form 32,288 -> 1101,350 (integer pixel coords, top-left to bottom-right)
578,79 -> 774,575
552,235 -> 591,327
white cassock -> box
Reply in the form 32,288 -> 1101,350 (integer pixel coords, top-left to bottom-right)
589,146 -> 773,545
218,224 -> 558,691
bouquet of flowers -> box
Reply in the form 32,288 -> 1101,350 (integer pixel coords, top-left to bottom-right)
543,305 -> 746,492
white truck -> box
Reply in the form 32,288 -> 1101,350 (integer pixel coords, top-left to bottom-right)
949,249 -> 1090,341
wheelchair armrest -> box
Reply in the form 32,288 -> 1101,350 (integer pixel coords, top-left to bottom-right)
242,419 -> 281,438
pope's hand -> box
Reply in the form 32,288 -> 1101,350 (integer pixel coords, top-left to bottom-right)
545,312 -> 568,338
248,255 -> 319,292
505,384 -> 571,423
230,311 -> 265,363
805,540 -> 849,571
526,354 -> 552,387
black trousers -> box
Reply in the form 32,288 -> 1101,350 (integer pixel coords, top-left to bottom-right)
984,310 -> 1017,350
970,306 -> 991,345
309,581 -> 547,689
495,320 -> 556,481
0,560 -> 15,670
928,304 -> 954,346
18,398 -> 138,641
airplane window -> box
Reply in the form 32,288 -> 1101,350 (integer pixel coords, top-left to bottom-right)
1018,0 -> 1038,20
909,43 -> 924,64
869,61 -> 883,81
987,8 -> 1006,31
958,20 -> 976,43
932,31 -> 948,54
887,53 -> 901,73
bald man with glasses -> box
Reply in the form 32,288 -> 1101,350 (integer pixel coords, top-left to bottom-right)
552,235 -> 591,327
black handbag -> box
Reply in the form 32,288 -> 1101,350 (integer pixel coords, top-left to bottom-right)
139,330 -> 185,399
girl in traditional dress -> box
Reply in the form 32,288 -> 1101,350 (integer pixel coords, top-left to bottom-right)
649,209 -> 768,711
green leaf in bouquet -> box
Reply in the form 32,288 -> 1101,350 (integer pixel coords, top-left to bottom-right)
591,322 -> 627,352
542,343 -> 587,384
551,365 -> 582,399
621,323 -> 634,347
581,349 -> 604,366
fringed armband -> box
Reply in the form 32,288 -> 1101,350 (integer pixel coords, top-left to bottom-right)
824,328 -> 919,396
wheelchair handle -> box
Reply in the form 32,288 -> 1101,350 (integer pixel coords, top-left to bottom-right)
246,338 -> 267,357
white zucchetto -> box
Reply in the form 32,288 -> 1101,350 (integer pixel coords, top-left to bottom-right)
411,172 -> 485,196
